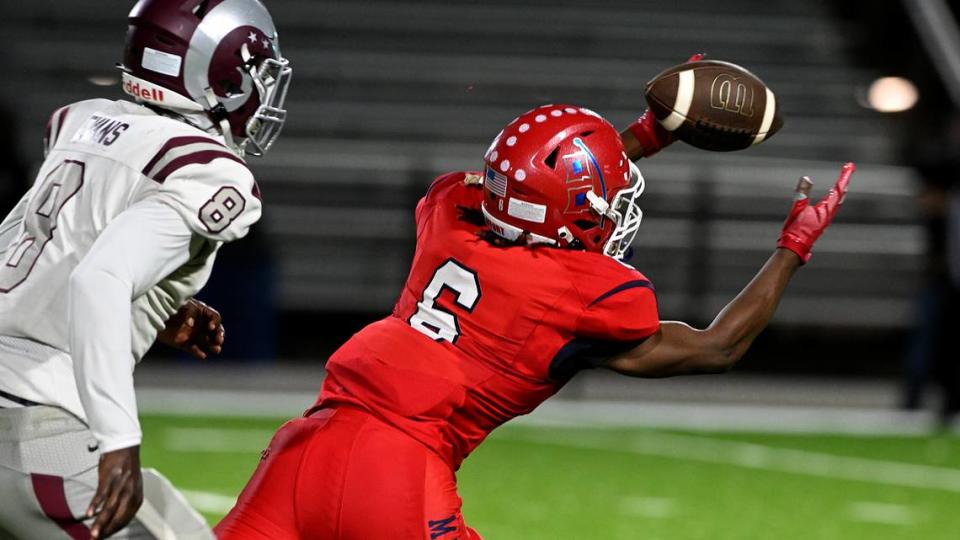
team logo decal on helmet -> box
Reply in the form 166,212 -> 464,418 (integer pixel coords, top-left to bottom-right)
562,137 -> 608,217
120,0 -> 292,156
480,105 -> 645,259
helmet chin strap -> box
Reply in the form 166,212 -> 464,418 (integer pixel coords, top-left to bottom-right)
585,190 -> 617,221
202,88 -> 243,156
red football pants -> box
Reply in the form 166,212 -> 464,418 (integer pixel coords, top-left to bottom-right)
214,406 -> 482,540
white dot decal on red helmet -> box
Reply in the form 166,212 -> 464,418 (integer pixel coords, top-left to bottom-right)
535,114 -> 547,123
500,159 -> 510,172
565,107 -> 578,114
506,136 -> 517,147
623,172 -> 628,180
519,123 -> 530,133
551,110 -> 562,117
515,169 -> 526,181
490,150 -> 499,161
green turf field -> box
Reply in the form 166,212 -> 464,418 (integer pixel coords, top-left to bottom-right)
141,414 -> 960,539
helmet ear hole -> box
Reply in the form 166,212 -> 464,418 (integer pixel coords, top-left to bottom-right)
220,80 -> 242,96
573,220 -> 595,231
572,219 -> 603,245
579,130 -> 594,137
544,147 -> 560,169
193,0 -> 211,17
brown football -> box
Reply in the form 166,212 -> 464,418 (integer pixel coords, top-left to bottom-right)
644,59 -> 783,151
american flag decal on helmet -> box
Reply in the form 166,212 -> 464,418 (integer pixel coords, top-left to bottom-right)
485,167 -> 508,197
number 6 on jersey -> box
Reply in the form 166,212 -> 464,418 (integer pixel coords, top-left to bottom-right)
408,259 -> 481,344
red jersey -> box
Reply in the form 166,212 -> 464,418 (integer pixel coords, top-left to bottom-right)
316,172 -> 659,469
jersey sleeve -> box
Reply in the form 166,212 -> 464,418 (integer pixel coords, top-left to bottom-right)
574,259 -> 660,343
42,105 -> 72,157
414,171 -> 484,231
546,256 -> 661,381
69,198 -> 195,452
130,240 -> 218,362
152,152 -> 262,243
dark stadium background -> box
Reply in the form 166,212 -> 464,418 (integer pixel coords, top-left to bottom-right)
0,0 -> 951,377
2,0 -> 958,408
6,2 -> 960,537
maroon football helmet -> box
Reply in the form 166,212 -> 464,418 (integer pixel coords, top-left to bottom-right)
119,0 -> 292,156
481,105 -> 645,259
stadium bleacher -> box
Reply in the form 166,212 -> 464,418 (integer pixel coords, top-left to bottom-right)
3,0 -> 922,328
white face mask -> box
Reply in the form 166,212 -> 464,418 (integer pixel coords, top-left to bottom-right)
601,162 -> 645,259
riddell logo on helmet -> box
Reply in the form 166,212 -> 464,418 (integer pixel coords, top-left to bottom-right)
123,79 -> 165,102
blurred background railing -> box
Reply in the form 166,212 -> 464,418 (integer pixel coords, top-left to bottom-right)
4,0 -> 958,406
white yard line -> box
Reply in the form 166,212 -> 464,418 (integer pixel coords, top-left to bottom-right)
499,429 -> 960,494
163,427 -> 274,453
619,496 -> 678,519
180,489 -> 238,515
139,388 -> 315,418
847,501 -> 917,525
139,388 -> 950,436
515,400 -> 944,436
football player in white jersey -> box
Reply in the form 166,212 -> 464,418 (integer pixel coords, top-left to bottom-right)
0,0 -> 291,538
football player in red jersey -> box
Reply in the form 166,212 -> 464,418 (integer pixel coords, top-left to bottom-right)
216,105 -> 854,540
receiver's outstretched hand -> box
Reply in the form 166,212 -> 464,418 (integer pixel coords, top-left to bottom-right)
777,162 -> 855,263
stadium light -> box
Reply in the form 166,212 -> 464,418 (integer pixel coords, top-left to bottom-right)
866,76 -> 919,113
87,75 -> 120,86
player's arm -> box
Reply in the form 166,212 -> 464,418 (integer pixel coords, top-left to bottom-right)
620,111 -> 673,162
620,53 -> 704,161
414,171 -> 484,234
606,249 -> 798,376
605,163 -> 854,377
69,199 -> 197,538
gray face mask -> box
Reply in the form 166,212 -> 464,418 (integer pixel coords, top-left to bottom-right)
241,52 -> 292,157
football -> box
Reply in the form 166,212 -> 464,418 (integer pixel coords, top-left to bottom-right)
644,59 -> 783,151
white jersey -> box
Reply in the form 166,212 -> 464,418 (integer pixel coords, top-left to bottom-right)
0,98 -> 261,451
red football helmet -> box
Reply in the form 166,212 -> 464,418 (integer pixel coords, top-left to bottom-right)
119,0 -> 292,156
481,105 -> 645,259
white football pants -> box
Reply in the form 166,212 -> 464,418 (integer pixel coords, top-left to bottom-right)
0,405 -> 213,540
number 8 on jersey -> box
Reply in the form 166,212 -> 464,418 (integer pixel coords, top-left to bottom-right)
199,186 -> 246,234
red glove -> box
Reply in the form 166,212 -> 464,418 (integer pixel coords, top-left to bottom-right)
777,162 -> 855,263
628,53 -> 705,158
